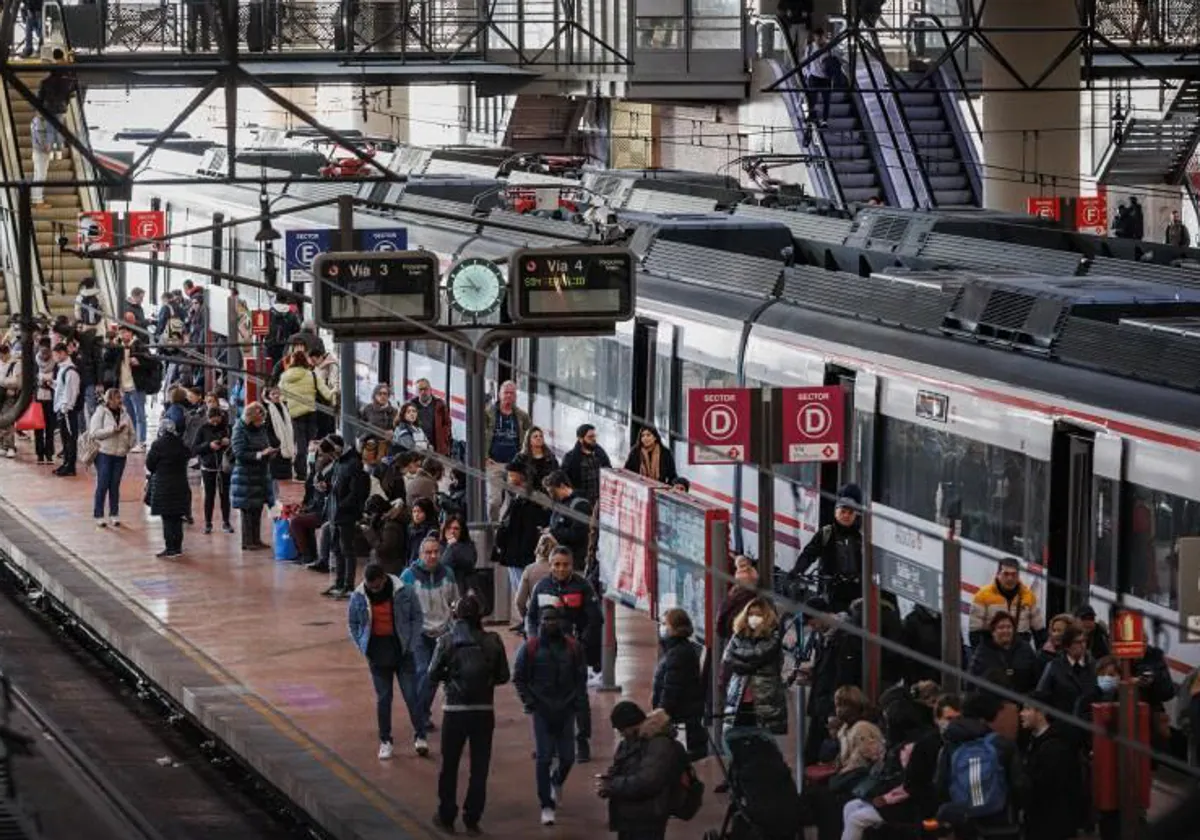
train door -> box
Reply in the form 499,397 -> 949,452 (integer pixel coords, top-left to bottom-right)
630,317 -> 659,449
1047,424 -> 1096,617
821,365 -> 858,523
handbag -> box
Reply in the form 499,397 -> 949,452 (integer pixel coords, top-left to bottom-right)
78,431 -> 99,467
14,402 -> 45,432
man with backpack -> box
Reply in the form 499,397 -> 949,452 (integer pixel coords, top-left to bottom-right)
428,594 -> 510,837
597,700 -> 701,840
934,690 -> 1027,837
514,605 -> 588,827
525,546 -> 604,764
543,469 -> 593,571
786,483 -> 864,613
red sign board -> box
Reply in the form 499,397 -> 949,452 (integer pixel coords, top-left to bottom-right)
78,211 -> 115,251
251,309 -> 271,338
779,386 -> 845,463
127,210 -> 167,251
1112,610 -> 1146,659
1026,196 -> 1061,222
1075,195 -> 1108,234
687,388 -> 755,465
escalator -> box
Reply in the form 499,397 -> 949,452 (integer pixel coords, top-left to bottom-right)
820,84 -> 887,204
891,70 -> 981,207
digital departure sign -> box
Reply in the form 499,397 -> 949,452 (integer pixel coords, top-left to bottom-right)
509,246 -> 636,324
313,250 -> 440,336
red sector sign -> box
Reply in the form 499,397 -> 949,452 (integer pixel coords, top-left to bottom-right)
687,388 -> 755,465
78,210 -> 115,251
1075,195 -> 1107,234
1026,196 -> 1061,222
128,210 -> 167,251
1112,609 -> 1146,660
779,386 -> 845,463
251,309 -> 270,338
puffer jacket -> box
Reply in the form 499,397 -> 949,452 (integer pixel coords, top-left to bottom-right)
146,432 -> 192,517
428,619 -> 511,711
969,578 -> 1045,646
347,574 -> 424,656
362,506 -> 408,574
87,403 -> 134,457
513,628 -> 587,724
278,364 -> 332,419
604,709 -> 679,833
723,625 -> 787,735
652,635 -> 704,723
230,419 -> 272,510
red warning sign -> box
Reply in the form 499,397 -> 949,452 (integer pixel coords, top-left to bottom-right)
778,386 -> 845,464
1075,195 -> 1108,234
1025,196 -> 1061,222
78,211 -> 115,251
250,309 -> 270,338
128,210 -> 167,251
687,388 -> 756,465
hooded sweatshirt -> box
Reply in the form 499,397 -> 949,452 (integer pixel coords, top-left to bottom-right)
399,561 -> 457,637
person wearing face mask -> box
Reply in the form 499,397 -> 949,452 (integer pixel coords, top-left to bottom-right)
722,597 -> 787,743
650,608 -> 705,760
1021,689 -> 1083,840
1074,657 -> 1126,840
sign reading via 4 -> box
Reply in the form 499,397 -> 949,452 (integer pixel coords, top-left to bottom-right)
776,386 -> 845,464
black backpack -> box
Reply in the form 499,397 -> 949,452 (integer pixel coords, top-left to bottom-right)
668,739 -> 704,821
449,634 -> 493,704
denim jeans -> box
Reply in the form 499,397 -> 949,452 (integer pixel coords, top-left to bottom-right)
83,388 -> 99,427
531,712 -> 576,809
93,453 -> 127,518
122,390 -> 147,444
369,651 -> 425,741
413,633 -> 438,728
438,710 -> 495,827
23,11 -> 42,55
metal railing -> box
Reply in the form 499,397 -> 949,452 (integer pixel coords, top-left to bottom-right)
1095,0 -> 1200,46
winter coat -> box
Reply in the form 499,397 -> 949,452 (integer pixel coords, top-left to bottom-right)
412,395 -> 451,455
362,508 -> 408,574
359,402 -> 397,434
723,625 -> 788,736
230,419 -> 272,510
792,521 -> 863,613
440,540 -> 477,584
560,442 -> 612,503
604,710 -> 679,832
516,450 -> 559,493
34,351 -> 55,402
347,574 -> 424,657
428,620 -> 511,711
192,419 -> 232,471
969,579 -> 1045,647
525,571 -> 604,668
102,339 -> 157,393
328,448 -> 368,525
404,469 -> 439,506
623,443 -> 678,485
716,586 -> 757,641
88,404 -> 135,457
513,628 -> 587,724
1023,724 -> 1083,840
399,561 -> 458,637
969,637 -> 1041,694
146,432 -> 192,518
494,494 -> 549,568
278,365 -> 332,419
1036,653 -> 1095,716
652,635 -> 704,723
934,717 -> 1026,828
548,490 -> 592,568
74,331 -> 105,388
901,604 -> 943,685
263,400 -> 295,481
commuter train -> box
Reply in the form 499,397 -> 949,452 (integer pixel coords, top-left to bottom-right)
123,148 -> 1200,688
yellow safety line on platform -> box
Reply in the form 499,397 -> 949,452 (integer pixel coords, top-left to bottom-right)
0,497 -> 435,840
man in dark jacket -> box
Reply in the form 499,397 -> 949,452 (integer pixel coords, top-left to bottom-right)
543,470 -> 592,570
559,424 -> 612,505
121,287 -> 149,332
428,595 -> 510,836
597,702 -> 679,840
934,690 -> 1026,834
652,608 -> 705,759
1035,625 -> 1094,717
1020,690 -> 1083,840
73,328 -> 105,422
514,606 -> 588,827
328,438 -> 369,598
786,483 -> 864,613
526,546 -> 604,763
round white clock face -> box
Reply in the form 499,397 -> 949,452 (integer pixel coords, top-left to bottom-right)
447,258 -> 505,316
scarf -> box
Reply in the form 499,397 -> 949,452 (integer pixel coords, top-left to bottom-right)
639,445 -> 660,481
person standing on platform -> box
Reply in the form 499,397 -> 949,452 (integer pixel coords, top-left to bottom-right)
494,460 -> 550,629
310,348 -> 340,439
484,380 -> 531,522
412,378 -> 452,456
652,607 -> 706,759
279,350 -> 330,482
542,471 -> 593,571
146,419 -> 192,558
0,342 -> 21,459
361,384 -> 398,453
326,436 -> 368,599
121,288 -> 149,335
192,405 -> 233,534
29,111 -> 52,212
88,388 -> 134,528
33,337 -> 56,465
514,605 -> 589,826
429,594 -> 511,836
51,342 -> 80,477
623,426 -> 677,486
400,536 -> 459,755
786,483 -> 864,614
968,557 -> 1045,649
230,402 -> 277,551
596,701 -> 680,840
106,323 -> 151,451
348,562 -> 425,762
1166,210 -> 1192,247
392,402 -> 430,454
262,386 -> 296,504
560,424 -> 612,506
516,426 -> 559,494
525,546 -> 604,764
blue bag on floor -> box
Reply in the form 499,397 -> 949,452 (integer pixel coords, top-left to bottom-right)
273,517 -> 298,562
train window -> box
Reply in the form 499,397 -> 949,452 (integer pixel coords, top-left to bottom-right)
1124,482 -> 1200,610
1094,478 -> 1118,591
536,333 -> 632,425
878,416 -> 1043,561
654,324 -> 675,437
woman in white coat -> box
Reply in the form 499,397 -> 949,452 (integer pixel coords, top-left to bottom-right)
262,386 -> 296,510
89,388 -> 136,527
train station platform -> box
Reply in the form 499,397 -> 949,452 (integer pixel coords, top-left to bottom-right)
0,452 -> 732,840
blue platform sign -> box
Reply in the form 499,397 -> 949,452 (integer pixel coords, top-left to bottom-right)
285,228 -> 335,271
359,228 -> 408,252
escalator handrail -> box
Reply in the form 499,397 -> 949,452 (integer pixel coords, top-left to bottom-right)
0,70 -> 44,319
854,48 -> 932,208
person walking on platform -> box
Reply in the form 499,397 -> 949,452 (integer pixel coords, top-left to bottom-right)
230,402 -> 277,551
560,424 -> 612,505
89,388 -> 134,528
51,342 -> 80,477
484,380 -> 531,523
348,562 -> 425,762
400,536 -> 459,755
494,460 -> 550,627
429,594 -> 511,836
525,546 -> 604,764
146,419 -> 192,558
514,605 -> 588,826
542,471 -> 593,571
596,701 -> 680,840
0,342 -> 21,458
192,405 -> 233,534
327,436 -> 369,598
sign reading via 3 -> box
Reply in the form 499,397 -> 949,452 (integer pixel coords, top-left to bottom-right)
687,388 -> 756,465
777,386 -> 845,464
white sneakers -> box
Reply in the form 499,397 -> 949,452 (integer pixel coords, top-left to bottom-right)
551,784 -> 563,806
110,518 -> 120,528
540,807 -> 555,826
95,519 -> 107,529
378,741 -> 394,760
414,737 -> 429,757
2,448 -> 14,458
